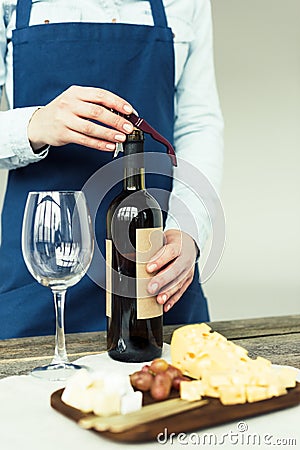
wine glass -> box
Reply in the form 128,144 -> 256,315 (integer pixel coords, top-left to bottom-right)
21,191 -> 94,381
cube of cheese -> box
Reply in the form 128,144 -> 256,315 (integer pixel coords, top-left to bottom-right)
277,367 -> 297,388
267,383 -> 287,398
91,389 -> 121,417
202,383 -> 220,398
121,391 -> 143,415
246,386 -> 272,403
180,380 -> 204,401
61,369 -> 94,412
219,386 -> 246,405
62,385 -> 94,413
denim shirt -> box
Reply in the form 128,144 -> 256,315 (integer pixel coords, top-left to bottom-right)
0,0 -> 224,251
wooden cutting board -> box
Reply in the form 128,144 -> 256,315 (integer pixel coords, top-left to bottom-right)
51,382 -> 300,442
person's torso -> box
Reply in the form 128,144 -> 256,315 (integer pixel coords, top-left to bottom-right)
2,0 -> 197,108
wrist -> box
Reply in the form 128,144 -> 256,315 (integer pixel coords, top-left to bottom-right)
27,107 -> 48,152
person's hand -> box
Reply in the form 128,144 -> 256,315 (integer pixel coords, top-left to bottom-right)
27,85 -> 134,152
146,230 -> 198,312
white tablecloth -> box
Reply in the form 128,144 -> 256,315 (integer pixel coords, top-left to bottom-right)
1,344 -> 299,450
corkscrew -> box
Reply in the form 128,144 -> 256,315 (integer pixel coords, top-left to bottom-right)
111,110 -> 177,167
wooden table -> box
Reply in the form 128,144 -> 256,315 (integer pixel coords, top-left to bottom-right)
1,315 -> 299,379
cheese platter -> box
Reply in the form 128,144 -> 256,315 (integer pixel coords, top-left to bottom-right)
50,323 -> 300,443
51,382 -> 300,442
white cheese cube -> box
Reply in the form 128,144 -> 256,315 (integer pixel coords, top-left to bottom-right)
61,386 -> 94,413
121,391 -> 143,415
180,380 -> 204,401
91,389 -> 121,417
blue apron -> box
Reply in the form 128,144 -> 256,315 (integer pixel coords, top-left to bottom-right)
0,0 -> 209,339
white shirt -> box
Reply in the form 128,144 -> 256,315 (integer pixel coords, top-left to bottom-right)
0,0 -> 224,251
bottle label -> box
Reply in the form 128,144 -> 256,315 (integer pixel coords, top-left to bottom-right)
106,228 -> 163,318
136,227 -> 163,319
106,238 -> 112,317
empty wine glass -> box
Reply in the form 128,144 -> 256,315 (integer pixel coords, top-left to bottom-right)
21,191 -> 94,380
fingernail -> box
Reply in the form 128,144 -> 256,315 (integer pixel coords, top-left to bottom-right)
161,294 -> 167,303
166,304 -> 171,312
132,108 -> 139,116
123,123 -> 133,133
115,134 -> 125,141
106,143 -> 115,150
147,263 -> 157,272
149,283 -> 158,294
123,104 -> 132,113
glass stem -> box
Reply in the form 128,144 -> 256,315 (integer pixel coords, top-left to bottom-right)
51,289 -> 69,364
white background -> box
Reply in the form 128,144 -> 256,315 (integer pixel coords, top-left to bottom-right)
204,0 -> 300,320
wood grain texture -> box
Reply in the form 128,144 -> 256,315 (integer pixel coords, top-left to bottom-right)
1,315 -> 300,379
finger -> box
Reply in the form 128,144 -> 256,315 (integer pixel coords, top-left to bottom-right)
72,102 -> 134,135
59,128 -> 117,152
146,242 -> 181,273
68,85 -> 134,115
163,276 -> 194,313
147,257 -> 185,295
64,114 -> 128,146
156,270 -> 194,305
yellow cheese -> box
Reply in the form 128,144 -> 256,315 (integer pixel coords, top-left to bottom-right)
170,323 -> 298,406
204,371 -> 231,388
246,386 -> 272,403
277,367 -> 297,388
267,383 -> 287,398
219,385 -> 246,405
171,324 -> 249,379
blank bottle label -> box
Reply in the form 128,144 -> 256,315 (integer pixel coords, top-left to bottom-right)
136,227 -> 163,319
106,239 -> 112,317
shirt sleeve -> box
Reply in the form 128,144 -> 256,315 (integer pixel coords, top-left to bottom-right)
0,107 -> 49,169
164,0 -> 224,253
0,3 -> 48,170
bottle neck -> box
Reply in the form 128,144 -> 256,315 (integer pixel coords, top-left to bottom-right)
123,129 -> 145,191
124,167 -> 145,191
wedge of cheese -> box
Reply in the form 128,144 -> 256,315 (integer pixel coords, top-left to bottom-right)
171,323 -> 297,405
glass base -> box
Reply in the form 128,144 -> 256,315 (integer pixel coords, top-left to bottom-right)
30,362 -> 86,381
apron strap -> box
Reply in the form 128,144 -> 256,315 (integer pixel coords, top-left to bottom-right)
149,0 -> 169,27
16,0 -> 169,29
16,0 -> 32,29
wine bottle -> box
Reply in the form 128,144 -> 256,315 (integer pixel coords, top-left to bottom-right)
106,129 -> 163,362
